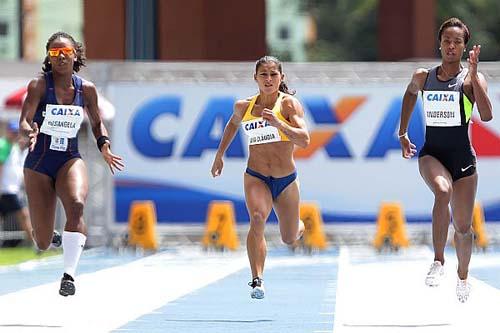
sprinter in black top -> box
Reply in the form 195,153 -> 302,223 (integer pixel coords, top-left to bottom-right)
398,18 -> 492,303
419,65 -> 475,181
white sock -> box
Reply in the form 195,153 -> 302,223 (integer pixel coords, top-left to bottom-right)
62,231 -> 86,278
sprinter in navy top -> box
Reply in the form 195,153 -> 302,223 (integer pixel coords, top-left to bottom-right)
20,32 -> 124,297
24,70 -> 84,178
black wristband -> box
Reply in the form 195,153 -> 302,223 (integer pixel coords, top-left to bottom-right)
97,135 -> 110,152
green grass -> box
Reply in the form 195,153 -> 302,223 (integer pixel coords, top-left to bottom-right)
0,247 -> 61,266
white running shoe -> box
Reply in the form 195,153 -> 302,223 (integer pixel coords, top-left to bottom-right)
425,261 -> 444,287
249,277 -> 265,299
456,278 -> 471,303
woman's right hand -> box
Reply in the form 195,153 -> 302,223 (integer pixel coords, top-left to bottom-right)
211,154 -> 224,177
399,133 -> 416,159
21,122 -> 39,152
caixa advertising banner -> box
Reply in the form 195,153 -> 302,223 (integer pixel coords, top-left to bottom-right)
107,83 -> 500,224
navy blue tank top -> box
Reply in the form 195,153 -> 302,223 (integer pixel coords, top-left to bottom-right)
32,72 -> 85,154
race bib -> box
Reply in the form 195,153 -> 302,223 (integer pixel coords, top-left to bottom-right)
40,104 -> 84,138
50,136 -> 68,151
422,91 -> 461,127
241,118 -> 281,145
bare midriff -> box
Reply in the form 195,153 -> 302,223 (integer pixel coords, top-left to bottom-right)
247,141 -> 295,177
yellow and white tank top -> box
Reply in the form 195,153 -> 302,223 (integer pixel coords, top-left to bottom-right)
241,93 -> 291,145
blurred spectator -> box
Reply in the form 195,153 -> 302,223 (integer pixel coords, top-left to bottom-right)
0,120 -> 34,245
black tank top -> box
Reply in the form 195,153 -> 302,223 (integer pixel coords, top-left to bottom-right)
421,65 -> 473,151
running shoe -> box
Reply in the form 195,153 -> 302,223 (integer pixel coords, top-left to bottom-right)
51,230 -> 62,248
249,277 -> 265,299
59,273 -> 75,297
425,261 -> 444,287
456,278 -> 470,303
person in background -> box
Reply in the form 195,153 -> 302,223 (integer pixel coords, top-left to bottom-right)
19,31 -> 124,296
0,120 -> 34,245
211,56 -> 310,299
398,18 -> 492,302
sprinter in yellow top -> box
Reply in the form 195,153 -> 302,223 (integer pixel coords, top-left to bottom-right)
211,56 -> 310,299
240,91 -> 291,145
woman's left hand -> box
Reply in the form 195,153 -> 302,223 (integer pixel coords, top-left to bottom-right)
101,144 -> 125,174
467,45 -> 481,77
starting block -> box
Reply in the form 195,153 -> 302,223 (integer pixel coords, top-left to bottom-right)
128,200 -> 158,250
299,202 -> 328,250
373,202 -> 409,251
472,202 -> 488,250
202,200 -> 240,251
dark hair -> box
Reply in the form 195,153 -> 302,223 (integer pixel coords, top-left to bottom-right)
42,31 -> 86,73
438,17 -> 470,45
255,56 -> 295,95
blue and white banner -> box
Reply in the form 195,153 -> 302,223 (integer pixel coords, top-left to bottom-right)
107,83 -> 500,223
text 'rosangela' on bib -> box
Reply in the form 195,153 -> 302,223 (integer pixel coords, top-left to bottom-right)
422,91 -> 461,127
40,104 -> 84,138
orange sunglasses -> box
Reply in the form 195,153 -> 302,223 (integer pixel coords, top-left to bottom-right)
47,47 -> 75,57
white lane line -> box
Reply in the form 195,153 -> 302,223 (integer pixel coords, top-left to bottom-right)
0,249 -> 248,332
332,246 -> 350,333
266,256 -> 337,267
334,245 -> 500,333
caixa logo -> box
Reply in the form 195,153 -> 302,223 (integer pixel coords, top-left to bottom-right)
130,95 -> 426,159
131,96 -> 245,158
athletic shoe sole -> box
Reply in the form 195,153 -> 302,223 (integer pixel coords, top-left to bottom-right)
251,287 -> 265,299
59,280 -> 75,297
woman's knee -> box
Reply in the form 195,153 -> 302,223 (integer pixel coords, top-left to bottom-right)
281,233 -> 296,245
33,232 -> 51,250
66,199 -> 85,221
454,223 -> 473,236
279,220 -> 300,245
249,211 -> 267,235
434,183 -> 452,203
250,210 -> 267,224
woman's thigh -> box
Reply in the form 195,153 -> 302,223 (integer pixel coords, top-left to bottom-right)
244,173 -> 273,228
23,168 -> 57,240
273,180 -> 300,238
55,158 -> 88,220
